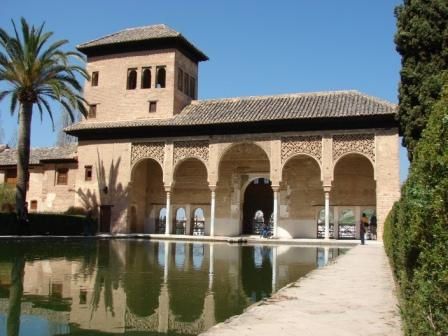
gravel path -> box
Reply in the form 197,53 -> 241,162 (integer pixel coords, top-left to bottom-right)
202,243 -> 402,336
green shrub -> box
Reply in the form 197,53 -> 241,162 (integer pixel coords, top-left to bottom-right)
0,212 -> 95,236
0,183 -> 15,212
384,84 -> 448,335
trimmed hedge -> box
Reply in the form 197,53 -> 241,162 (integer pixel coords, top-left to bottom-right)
384,84 -> 448,335
0,212 -> 95,236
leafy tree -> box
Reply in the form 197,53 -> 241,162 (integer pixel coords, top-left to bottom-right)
395,0 -> 448,160
384,81 -> 448,335
0,18 -> 88,226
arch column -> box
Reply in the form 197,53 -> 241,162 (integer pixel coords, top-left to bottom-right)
164,186 -> 172,235
323,185 -> 331,240
272,185 -> 280,237
209,185 -> 216,236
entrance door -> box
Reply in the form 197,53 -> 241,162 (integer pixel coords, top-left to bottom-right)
99,205 -> 112,233
242,178 -> 273,234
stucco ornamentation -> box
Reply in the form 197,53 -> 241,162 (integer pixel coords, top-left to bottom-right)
333,134 -> 375,163
131,142 -> 165,166
281,136 -> 322,164
174,140 -> 209,166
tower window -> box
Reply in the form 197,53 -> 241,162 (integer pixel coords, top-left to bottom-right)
91,71 -> 99,86
183,73 -> 190,95
156,66 -> 166,88
178,68 -> 183,91
189,76 -> 196,99
88,104 -> 97,119
85,166 -> 93,181
30,200 -> 38,211
127,69 -> 137,90
141,68 -> 151,89
149,101 -> 157,113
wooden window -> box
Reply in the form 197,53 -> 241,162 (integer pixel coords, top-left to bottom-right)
189,76 -> 196,99
30,200 -> 38,211
141,68 -> 151,89
56,168 -> 68,185
183,73 -> 189,95
149,101 -> 157,113
51,283 -> 63,298
127,69 -> 137,90
91,71 -> 99,86
84,165 -> 93,181
156,66 -> 166,88
79,289 -> 87,305
5,169 -> 17,186
88,104 -> 97,119
178,68 -> 183,91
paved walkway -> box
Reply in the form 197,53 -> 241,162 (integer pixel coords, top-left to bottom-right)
202,243 -> 402,336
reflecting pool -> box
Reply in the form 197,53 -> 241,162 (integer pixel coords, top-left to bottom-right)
0,240 -> 345,335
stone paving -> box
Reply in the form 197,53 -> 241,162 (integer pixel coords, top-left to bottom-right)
202,242 -> 402,336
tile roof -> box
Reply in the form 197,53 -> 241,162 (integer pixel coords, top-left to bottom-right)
77,24 -> 208,61
66,90 -> 397,132
0,144 -> 77,166
78,24 -> 180,49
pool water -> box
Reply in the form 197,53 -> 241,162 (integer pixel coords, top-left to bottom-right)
0,240 -> 345,336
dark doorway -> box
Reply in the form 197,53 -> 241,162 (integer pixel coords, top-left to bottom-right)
99,205 -> 112,233
242,178 -> 273,234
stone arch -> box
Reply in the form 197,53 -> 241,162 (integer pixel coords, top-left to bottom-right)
131,157 -> 164,181
332,153 -> 376,239
173,156 -> 209,178
281,153 -> 322,181
280,154 -> 323,238
332,152 -> 375,181
217,141 -> 270,179
130,158 -> 165,233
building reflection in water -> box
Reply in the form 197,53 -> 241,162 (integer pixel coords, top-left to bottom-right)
0,240 -> 344,336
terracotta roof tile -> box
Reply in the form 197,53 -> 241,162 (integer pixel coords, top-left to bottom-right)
66,90 -> 396,132
0,144 -> 77,166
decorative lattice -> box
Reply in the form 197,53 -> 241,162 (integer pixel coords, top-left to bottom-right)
131,142 -> 165,166
333,134 -> 375,163
281,136 -> 322,164
173,140 -> 209,166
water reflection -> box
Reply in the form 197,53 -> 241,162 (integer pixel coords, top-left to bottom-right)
0,240 -> 345,336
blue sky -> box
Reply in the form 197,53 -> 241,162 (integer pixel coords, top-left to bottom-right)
0,0 -> 408,180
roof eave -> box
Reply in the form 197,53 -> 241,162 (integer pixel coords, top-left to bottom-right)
68,114 -> 398,141
77,36 -> 208,63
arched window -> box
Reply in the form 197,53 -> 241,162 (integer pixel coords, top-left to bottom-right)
175,208 -> 186,235
156,66 -> 166,88
141,68 -> 151,89
127,69 -> 137,90
157,208 -> 167,233
192,208 -> 205,236
253,210 -> 265,235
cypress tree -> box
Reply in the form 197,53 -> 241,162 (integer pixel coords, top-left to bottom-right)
395,0 -> 448,160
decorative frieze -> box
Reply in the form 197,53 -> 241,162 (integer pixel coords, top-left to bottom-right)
281,136 -> 322,164
131,142 -> 165,166
333,134 -> 375,163
173,140 -> 209,166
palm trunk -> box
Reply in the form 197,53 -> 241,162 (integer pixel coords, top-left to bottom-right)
7,256 -> 25,336
15,102 -> 32,233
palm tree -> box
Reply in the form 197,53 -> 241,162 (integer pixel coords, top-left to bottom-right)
0,18 -> 88,226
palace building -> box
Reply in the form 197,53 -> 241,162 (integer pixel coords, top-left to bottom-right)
0,24 -> 400,240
